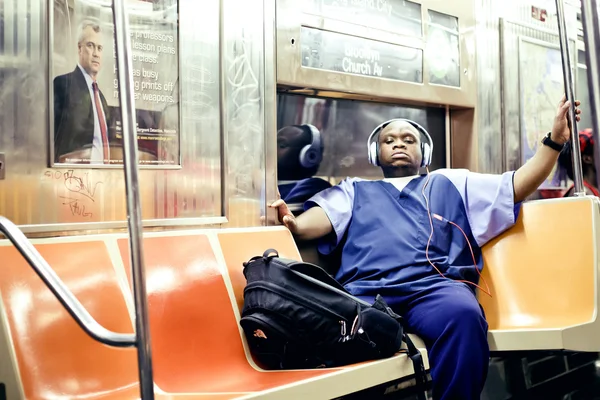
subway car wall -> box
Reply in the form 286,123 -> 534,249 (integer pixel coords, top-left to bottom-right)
276,93 -> 446,206
0,0 -> 275,233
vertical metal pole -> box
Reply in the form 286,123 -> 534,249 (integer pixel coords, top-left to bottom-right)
111,1 -> 155,399
580,0 -> 600,191
555,0 -> 585,195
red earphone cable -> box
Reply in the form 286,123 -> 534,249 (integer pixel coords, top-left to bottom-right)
421,168 -> 492,297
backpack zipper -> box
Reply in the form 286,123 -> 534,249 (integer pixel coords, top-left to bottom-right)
245,281 -> 349,325
282,265 -> 371,307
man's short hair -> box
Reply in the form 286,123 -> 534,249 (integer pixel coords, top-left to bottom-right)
77,20 -> 101,45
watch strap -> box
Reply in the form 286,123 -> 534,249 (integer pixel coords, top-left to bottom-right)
542,132 -> 564,152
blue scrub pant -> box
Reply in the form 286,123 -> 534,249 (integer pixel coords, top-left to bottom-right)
387,282 -> 489,400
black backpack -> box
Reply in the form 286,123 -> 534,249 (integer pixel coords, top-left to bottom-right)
239,249 -> 426,395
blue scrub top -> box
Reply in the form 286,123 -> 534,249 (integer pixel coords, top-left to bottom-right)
305,169 -> 521,297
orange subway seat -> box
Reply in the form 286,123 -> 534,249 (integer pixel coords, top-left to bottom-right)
217,229 -> 301,313
0,241 -> 138,400
117,234 -> 337,395
480,198 -> 596,331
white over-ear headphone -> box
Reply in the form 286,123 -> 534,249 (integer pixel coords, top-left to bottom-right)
299,124 -> 323,169
367,118 -> 433,167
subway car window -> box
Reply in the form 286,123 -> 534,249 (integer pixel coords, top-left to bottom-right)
276,93 -> 446,207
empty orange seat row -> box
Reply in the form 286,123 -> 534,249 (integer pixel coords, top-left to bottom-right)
0,227 -> 428,400
480,196 -> 600,352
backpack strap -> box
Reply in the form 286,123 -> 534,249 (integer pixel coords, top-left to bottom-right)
259,249 -> 348,292
262,249 -> 279,259
404,333 -> 427,400
243,249 -> 279,267
243,255 -> 263,268
288,262 -> 348,292
242,250 -> 280,278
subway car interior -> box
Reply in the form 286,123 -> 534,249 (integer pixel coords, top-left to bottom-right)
4,0 -> 600,399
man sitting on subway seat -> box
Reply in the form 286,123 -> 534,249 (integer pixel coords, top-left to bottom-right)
270,95 -> 582,400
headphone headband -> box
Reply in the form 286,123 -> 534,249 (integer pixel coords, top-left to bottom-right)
303,124 -> 321,149
367,118 -> 434,167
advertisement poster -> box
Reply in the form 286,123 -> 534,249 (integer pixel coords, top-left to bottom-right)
518,38 -> 567,188
51,0 -> 179,167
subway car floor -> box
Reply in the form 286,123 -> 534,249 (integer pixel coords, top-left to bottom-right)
339,353 -> 600,399
481,353 -> 600,400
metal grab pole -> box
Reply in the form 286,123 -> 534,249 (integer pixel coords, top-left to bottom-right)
111,1 -> 155,399
580,0 -> 600,191
0,216 -> 136,347
555,0 -> 585,195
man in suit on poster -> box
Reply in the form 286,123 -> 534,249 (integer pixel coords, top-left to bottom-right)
54,20 -> 114,164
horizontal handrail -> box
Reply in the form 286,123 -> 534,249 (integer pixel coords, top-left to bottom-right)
0,216 -> 136,347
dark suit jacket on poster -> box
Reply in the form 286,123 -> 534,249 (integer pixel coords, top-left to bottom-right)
53,67 -> 115,162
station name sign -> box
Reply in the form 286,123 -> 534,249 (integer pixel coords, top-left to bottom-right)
300,27 -> 423,83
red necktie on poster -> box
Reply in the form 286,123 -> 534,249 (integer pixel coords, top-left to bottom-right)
92,81 -> 110,162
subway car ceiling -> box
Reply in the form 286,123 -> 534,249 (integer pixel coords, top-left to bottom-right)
0,0 -> 588,234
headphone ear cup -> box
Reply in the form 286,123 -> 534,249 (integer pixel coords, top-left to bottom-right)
298,125 -> 323,169
421,143 -> 431,167
299,145 -> 320,169
369,141 -> 379,166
